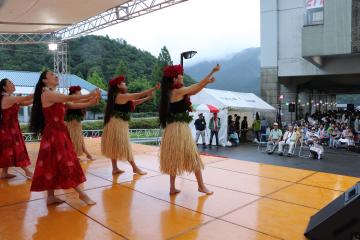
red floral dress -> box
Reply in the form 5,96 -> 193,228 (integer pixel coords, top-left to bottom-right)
0,104 -> 31,168
31,103 -> 86,191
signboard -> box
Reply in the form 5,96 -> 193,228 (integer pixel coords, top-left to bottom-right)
306,0 -> 324,9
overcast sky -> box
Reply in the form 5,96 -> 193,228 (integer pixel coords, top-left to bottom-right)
95,0 -> 260,66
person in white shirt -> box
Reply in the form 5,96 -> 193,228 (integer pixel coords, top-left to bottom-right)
310,135 -> 324,160
305,128 -> 316,145
354,115 -> 360,134
339,127 -> 355,148
278,125 -> 297,156
266,123 -> 283,154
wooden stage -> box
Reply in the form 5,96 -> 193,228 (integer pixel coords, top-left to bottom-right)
0,138 -> 359,240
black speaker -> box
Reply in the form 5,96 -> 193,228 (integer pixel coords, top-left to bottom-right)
347,104 -> 355,112
289,103 -> 296,113
304,182 -> 360,240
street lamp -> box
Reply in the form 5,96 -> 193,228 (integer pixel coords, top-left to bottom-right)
180,50 -> 197,66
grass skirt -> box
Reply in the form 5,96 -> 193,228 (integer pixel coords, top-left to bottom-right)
65,120 -> 84,156
101,117 -> 134,161
160,122 -> 204,176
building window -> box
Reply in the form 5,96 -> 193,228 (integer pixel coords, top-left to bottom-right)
304,0 -> 324,26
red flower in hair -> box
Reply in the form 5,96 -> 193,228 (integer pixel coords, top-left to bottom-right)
163,65 -> 184,79
109,75 -> 125,87
69,86 -> 81,94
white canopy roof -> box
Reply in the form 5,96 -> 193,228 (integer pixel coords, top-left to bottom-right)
0,0 -> 128,33
190,88 -> 276,112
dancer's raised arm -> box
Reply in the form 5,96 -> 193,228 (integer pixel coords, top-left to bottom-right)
43,88 -> 98,105
116,82 -> 160,103
173,64 -> 220,98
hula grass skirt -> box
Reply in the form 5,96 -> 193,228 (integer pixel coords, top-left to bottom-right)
65,120 -> 84,156
160,122 -> 204,176
101,117 -> 134,162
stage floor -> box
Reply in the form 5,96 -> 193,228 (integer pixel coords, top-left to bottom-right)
1,138 -> 359,240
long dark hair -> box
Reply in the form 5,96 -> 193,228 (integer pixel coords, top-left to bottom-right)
104,84 -> 119,124
29,71 -> 48,134
0,78 -> 9,122
159,76 -> 174,128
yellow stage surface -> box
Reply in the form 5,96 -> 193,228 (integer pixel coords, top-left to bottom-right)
1,138 -> 359,240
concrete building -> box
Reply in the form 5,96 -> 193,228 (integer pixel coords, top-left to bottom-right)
260,0 -> 360,123
0,70 -> 107,122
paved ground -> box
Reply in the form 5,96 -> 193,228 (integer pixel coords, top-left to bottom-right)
2,139 -> 359,240
198,143 -> 360,178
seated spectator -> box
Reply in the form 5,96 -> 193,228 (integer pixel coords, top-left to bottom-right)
339,127 -> 355,148
354,115 -> 360,135
266,123 -> 283,154
310,135 -> 324,160
318,125 -> 329,145
330,127 -> 341,148
278,125 -> 297,157
305,128 -> 316,145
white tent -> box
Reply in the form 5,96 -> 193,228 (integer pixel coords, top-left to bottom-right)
189,88 -> 276,146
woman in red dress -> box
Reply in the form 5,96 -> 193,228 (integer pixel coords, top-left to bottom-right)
29,70 -> 99,205
0,78 -> 33,179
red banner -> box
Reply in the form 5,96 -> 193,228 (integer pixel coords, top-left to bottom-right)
306,0 -> 324,9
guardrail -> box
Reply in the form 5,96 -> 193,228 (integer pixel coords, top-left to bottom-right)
23,129 -> 162,144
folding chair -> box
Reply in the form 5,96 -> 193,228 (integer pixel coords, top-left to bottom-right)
298,140 -> 312,158
257,133 -> 269,152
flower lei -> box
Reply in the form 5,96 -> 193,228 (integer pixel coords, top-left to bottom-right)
171,83 -> 192,112
166,83 -> 193,124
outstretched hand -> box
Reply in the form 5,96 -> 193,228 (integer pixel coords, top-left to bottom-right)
212,64 -> 221,73
154,82 -> 161,90
208,77 -> 216,83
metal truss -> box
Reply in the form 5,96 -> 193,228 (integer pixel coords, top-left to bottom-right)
0,33 -> 57,45
0,0 -> 188,43
55,0 -> 189,40
54,43 -> 70,92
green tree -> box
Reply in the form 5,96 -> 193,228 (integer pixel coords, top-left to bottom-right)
128,76 -> 156,112
87,69 -> 107,90
114,60 -> 129,78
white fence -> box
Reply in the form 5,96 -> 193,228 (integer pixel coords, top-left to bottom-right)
23,129 -> 162,144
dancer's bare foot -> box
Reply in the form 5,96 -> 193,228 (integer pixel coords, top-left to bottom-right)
169,188 -> 181,195
198,187 -> 214,195
112,168 -> 125,175
0,173 -> 16,179
47,196 -> 65,205
133,167 -> 147,175
79,194 -> 96,205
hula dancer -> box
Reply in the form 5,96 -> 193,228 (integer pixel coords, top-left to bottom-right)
159,64 -> 220,195
65,85 -> 96,161
30,70 -> 100,205
101,75 -> 159,175
0,78 -> 33,179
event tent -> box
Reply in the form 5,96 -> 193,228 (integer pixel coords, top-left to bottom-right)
189,88 -> 276,146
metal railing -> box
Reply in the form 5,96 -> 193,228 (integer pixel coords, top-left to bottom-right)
23,129 -> 162,144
